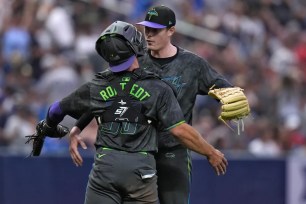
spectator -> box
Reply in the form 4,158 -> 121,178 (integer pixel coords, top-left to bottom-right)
248,118 -> 282,157
2,105 -> 37,155
0,0 -> 306,157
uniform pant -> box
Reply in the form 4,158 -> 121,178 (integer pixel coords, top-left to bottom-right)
155,146 -> 192,204
85,148 -> 158,204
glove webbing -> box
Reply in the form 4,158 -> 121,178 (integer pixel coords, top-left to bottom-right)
25,133 -> 45,157
218,116 -> 245,135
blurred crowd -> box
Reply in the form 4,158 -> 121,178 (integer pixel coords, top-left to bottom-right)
1,0 -> 306,158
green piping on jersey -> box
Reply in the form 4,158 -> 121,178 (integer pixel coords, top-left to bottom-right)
102,147 -> 113,150
187,149 -> 192,178
187,149 -> 192,204
165,120 -> 185,131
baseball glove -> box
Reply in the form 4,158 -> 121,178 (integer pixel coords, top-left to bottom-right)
25,120 -> 69,156
208,86 -> 250,134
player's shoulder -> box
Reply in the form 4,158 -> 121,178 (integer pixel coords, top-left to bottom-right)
86,69 -> 112,86
95,69 -> 113,79
178,47 -> 207,61
178,47 -> 196,57
178,46 -> 211,68
136,69 -> 171,88
134,68 -> 160,80
149,75 -> 176,95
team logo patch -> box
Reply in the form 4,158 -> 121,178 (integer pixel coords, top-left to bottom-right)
115,100 -> 128,117
122,77 -> 130,82
162,76 -> 186,95
147,9 -> 158,20
97,153 -> 106,158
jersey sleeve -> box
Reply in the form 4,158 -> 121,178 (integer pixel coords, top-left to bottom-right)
75,111 -> 94,131
59,83 -> 91,119
198,58 -> 233,94
156,84 -> 185,131
46,83 -> 91,127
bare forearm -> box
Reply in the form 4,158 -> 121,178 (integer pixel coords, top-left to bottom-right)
170,123 -> 215,157
171,123 -> 228,176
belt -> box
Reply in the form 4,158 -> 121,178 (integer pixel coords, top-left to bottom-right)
99,147 -> 149,155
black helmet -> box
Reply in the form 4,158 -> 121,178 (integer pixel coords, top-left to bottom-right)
95,21 -> 145,72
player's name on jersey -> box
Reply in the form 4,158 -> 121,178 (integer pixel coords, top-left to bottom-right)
100,84 -> 151,101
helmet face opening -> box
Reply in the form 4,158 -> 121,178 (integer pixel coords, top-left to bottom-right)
97,36 -> 134,66
132,30 -> 145,56
95,21 -> 146,65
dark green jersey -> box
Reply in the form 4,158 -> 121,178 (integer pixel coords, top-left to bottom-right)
139,47 -> 232,148
59,69 -> 185,152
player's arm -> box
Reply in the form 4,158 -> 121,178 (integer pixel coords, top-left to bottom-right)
69,112 -> 94,166
69,126 -> 87,166
197,58 -> 233,92
47,83 -> 91,127
169,123 -> 228,175
158,83 -> 228,175
75,111 -> 94,131
198,59 -> 250,133
25,84 -> 91,156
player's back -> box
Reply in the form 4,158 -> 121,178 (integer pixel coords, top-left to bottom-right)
89,68 -> 184,153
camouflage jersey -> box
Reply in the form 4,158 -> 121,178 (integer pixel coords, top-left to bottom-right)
138,46 -> 232,148
55,68 -> 185,152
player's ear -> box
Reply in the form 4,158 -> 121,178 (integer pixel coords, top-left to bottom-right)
167,26 -> 175,37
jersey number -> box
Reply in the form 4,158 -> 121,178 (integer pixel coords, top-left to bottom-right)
100,122 -> 137,135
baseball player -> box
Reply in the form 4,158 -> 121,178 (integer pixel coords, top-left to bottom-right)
135,5 -> 239,204
34,21 -> 227,204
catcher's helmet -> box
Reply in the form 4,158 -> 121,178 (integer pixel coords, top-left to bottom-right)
95,21 -> 145,72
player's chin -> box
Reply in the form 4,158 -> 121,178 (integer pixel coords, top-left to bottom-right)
146,43 -> 153,48
147,44 -> 158,51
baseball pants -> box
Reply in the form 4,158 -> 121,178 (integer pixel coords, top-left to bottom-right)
155,146 -> 192,204
85,148 -> 158,204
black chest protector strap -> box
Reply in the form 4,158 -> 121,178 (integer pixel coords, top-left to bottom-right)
95,69 -> 158,124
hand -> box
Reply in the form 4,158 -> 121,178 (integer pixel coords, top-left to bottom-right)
206,149 -> 228,176
69,126 -> 87,167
